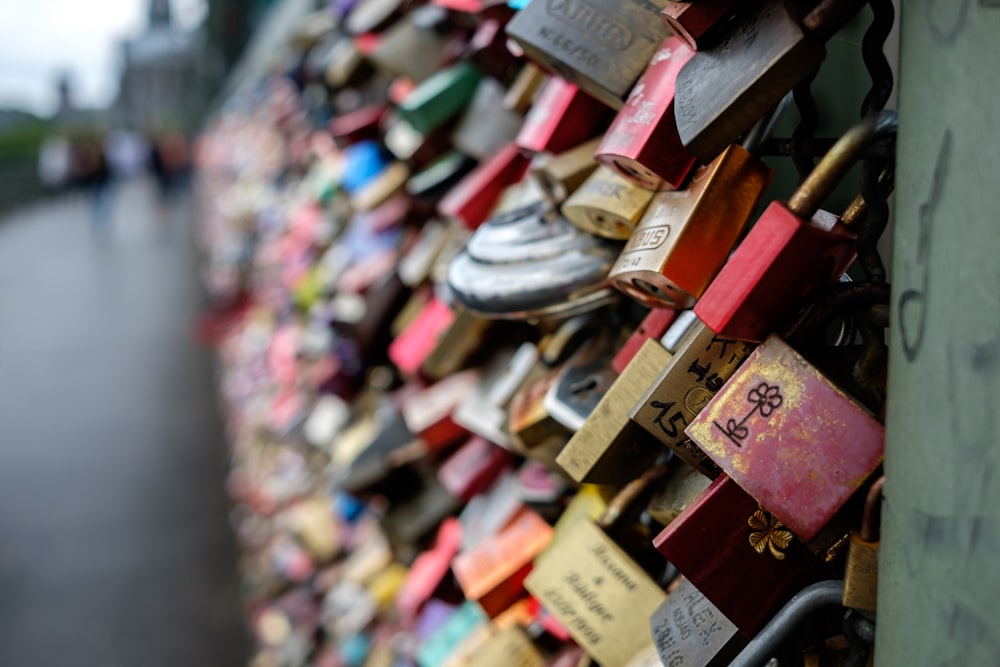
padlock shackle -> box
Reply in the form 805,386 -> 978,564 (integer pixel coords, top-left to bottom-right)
598,460 -> 669,531
859,476 -> 884,542
840,165 -> 894,230
730,580 -> 846,667
741,92 -> 793,156
804,0 -> 869,43
787,110 -> 897,220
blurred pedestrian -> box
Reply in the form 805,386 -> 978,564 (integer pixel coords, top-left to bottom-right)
38,134 -> 71,194
74,134 -> 113,228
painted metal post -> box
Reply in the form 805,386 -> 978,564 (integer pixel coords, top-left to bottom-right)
879,1 -> 1000,664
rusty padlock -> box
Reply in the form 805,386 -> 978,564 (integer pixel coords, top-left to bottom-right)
607,95 -> 788,309
695,110 -> 897,343
674,0 -> 868,162
842,477 -> 883,612
684,334 -> 884,543
594,36 -> 695,191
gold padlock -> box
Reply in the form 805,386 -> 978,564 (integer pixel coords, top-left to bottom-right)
530,138 -> 602,206
561,166 -> 656,240
842,477 -> 883,612
556,339 -> 672,485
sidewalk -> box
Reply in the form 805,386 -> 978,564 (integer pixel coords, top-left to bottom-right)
0,178 -> 248,665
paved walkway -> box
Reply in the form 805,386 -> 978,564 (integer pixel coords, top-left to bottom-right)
0,180 -> 248,665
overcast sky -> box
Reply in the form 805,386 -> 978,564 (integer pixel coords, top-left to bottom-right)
0,0 -> 206,116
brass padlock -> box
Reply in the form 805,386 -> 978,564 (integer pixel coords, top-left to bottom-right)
505,0 -> 672,109
674,0 -> 867,162
367,5 -> 453,82
529,137 -> 602,205
561,165 -> 655,240
607,97 -> 785,309
526,502 -> 667,666
842,477 -> 883,612
631,317 -> 754,478
645,458 -> 711,526
556,339 -> 672,485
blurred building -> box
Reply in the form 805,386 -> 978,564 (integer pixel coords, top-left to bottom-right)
113,0 -> 205,131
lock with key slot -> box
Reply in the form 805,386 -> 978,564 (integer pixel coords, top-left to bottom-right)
561,165 -> 655,240
673,0 -> 869,162
695,111 -> 897,343
594,36 -> 695,191
505,0 -> 672,109
607,95 -> 788,309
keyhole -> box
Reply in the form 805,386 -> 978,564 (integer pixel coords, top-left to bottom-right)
569,374 -> 601,398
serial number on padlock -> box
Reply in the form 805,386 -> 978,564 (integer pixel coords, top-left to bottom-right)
539,26 -> 602,67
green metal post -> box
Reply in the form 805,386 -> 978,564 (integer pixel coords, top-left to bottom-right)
878,1 -> 1000,664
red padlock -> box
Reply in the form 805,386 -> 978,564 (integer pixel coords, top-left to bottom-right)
684,334 -> 884,542
653,474 -> 831,636
660,0 -> 747,51
437,143 -> 531,229
515,77 -> 609,156
594,37 -> 696,190
695,111 -> 897,342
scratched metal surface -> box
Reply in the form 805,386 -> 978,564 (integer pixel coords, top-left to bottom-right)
880,1 -> 1000,663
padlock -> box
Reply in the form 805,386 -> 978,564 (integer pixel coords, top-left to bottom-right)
504,63 -> 548,113
653,474 -> 832,635
318,32 -> 370,89
508,364 -> 574,463
674,0 -> 868,162
561,165 -> 655,240
649,576 -> 746,667
458,471 -> 523,550
695,111 -> 897,342
446,201 -> 621,320
543,320 -> 621,432
416,601 -> 490,667
451,507 -> 553,616
400,370 -> 480,454
396,518 -> 463,619
645,458 -> 711,526
606,95 -> 786,308
842,477 -> 883,612
631,317 -> 753,477
451,78 -> 525,160
526,492 -> 668,666
452,343 -> 539,447
437,143 -> 532,229
684,334 -> 884,542
437,436 -> 514,502
594,37 -> 695,190
368,5 -> 453,82
505,0 -> 672,109
529,137 -> 601,205
406,151 -> 479,204
469,626 -> 547,667
395,61 -> 483,135
345,0 -> 407,34
329,103 -> 387,147
383,112 -> 460,168
555,339 -> 672,485
350,161 -> 410,212
462,17 -> 523,85
660,0 -> 748,51
515,76 -> 609,155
